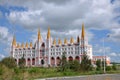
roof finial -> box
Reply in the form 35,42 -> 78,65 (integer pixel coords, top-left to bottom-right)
64,38 -> 68,45
53,38 -> 56,45
25,42 -> 28,48
70,37 -> 74,44
21,43 -> 24,48
38,28 -> 42,41
30,42 -> 32,48
58,38 -> 62,45
81,23 -> 85,39
47,27 -> 51,39
17,43 -> 20,48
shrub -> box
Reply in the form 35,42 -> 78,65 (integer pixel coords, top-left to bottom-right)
0,57 -> 17,69
0,63 -> 4,75
112,64 -> 117,70
14,67 -> 21,74
28,67 -> 39,74
106,66 -> 112,71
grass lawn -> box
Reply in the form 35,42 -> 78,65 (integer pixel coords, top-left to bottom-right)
0,67 -> 120,80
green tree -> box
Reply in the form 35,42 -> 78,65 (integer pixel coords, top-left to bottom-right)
0,57 -> 17,69
96,60 -> 102,71
68,60 -> 80,71
59,52 -> 68,71
18,55 -> 25,69
112,63 -> 117,70
80,53 -> 92,72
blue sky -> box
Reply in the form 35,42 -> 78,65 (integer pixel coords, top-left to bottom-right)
0,0 -> 120,62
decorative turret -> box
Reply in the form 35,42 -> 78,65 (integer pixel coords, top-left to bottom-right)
25,42 -> 28,48
58,38 -> 62,45
21,43 -> 24,48
30,42 -> 32,48
12,35 -> 16,47
70,37 -> 74,44
47,27 -> 51,39
53,38 -> 56,46
64,38 -> 68,45
16,43 -> 20,48
38,28 -> 42,41
81,23 -> 85,39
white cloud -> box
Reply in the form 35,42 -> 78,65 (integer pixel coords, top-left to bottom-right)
0,26 -> 12,45
0,26 -> 13,58
109,52 -> 117,57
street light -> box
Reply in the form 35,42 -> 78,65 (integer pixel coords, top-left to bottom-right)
103,34 -> 110,73
103,38 -> 106,73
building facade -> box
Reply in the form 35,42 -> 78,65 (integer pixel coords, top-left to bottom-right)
11,23 -> 110,67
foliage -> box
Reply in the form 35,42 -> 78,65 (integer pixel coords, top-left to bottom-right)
106,66 -> 112,71
28,67 -> 39,74
0,63 -> 14,80
96,60 -> 102,71
14,67 -> 21,74
112,63 -> 117,70
18,55 -> 25,69
0,63 -> 4,75
59,52 -> 69,71
68,60 -> 80,71
0,57 -> 17,69
80,53 -> 92,72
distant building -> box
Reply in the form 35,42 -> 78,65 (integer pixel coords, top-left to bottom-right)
93,56 -> 110,65
10,23 -> 110,67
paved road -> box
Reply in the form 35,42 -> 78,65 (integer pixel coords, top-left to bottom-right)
36,74 -> 120,80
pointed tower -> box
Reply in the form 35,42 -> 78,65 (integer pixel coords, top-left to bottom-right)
38,28 -> 42,42
77,36 -> 80,43
53,38 -> 56,46
81,23 -> 85,40
21,43 -> 24,48
47,27 -> 51,40
70,37 -> 74,44
11,35 -> 17,57
30,42 -> 32,48
46,26 -> 52,66
58,38 -> 62,45
12,36 -> 16,47
17,43 -> 20,48
25,42 -> 28,48
64,38 -> 68,45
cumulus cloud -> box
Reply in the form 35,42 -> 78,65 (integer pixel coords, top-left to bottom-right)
0,27 -> 13,59
0,0 -> 120,62
0,26 -> 12,45
4,0 -> 119,43
109,52 -> 117,57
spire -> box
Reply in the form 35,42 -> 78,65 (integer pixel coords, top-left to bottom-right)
30,42 -> 32,48
81,23 -> 85,39
16,43 -> 19,48
70,37 -> 74,44
58,38 -> 62,45
12,35 -> 16,47
25,42 -> 28,48
77,36 -> 80,43
64,38 -> 68,44
21,43 -> 24,48
38,28 -> 42,41
47,27 -> 51,39
53,38 -> 56,45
